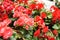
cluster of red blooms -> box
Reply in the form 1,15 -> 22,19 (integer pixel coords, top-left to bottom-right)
34,15 -> 55,40
51,6 -> 60,22
33,5 -> 59,40
18,0 -> 28,4
29,3 -> 44,10
2,0 -> 14,13
0,0 -> 58,40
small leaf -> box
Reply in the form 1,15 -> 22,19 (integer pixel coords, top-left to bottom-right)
53,24 -> 60,29
9,36 -> 16,40
32,37 -> 39,40
0,38 -> 3,40
46,11 -> 52,19
32,10 -> 40,17
46,30 -> 54,37
58,30 -> 60,33
56,34 -> 60,40
10,18 -> 17,21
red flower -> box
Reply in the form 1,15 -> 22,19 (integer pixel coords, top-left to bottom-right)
1,14 -> 8,21
34,16 -> 42,22
38,20 -> 45,28
34,16 -> 45,28
42,26 -> 48,33
48,37 -> 55,40
0,13 -> 8,21
52,9 -> 60,22
34,29 -> 40,37
29,4 -> 36,10
24,8 -> 32,15
52,11 -> 58,21
0,6 -> 5,13
50,6 -> 58,12
3,0 -> 15,12
40,12 -> 47,19
18,0 -> 28,4
52,30 -> 58,36
29,3 -> 44,10
36,3 -> 44,10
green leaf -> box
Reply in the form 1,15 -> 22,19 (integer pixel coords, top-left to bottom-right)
56,37 -> 60,40
46,30 -> 54,37
0,38 -> 3,40
9,32 -> 17,40
45,18 -> 51,25
46,11 -> 52,19
10,18 -> 17,21
55,2 -> 60,9
56,35 -> 60,40
52,23 -> 60,29
53,24 -> 59,29
32,10 -> 40,17
32,37 -> 39,40
47,14 -> 52,19
58,30 -> 60,33
40,8 -> 46,12
9,36 -> 16,40
28,30 -> 33,35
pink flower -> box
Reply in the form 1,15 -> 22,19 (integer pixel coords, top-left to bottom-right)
25,18 -> 34,26
0,26 -> 12,39
0,19 -> 11,27
13,6 -> 25,18
25,25 -> 29,30
14,14 -> 34,26
3,27 -> 12,39
3,19 -> 11,26
14,17 -> 25,26
13,11 -> 23,18
0,27 -> 5,36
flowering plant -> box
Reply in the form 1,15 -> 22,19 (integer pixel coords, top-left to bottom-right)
0,0 -> 60,40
